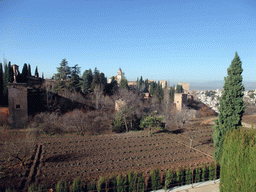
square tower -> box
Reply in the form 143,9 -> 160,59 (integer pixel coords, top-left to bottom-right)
174,93 -> 187,111
8,82 -> 28,128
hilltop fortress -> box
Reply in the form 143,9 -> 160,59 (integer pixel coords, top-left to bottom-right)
108,68 -> 167,88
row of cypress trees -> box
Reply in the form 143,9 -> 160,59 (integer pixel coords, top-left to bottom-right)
17,163 -> 218,192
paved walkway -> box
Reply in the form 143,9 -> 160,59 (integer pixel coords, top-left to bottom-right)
154,179 -> 220,192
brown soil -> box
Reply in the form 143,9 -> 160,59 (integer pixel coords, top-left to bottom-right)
0,117 -> 217,190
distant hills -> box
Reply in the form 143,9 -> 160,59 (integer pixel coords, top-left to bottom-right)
189,81 -> 256,91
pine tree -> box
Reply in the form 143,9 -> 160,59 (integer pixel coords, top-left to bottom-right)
213,52 -> 245,164
42,72 -> 44,79
81,69 -> 93,93
0,63 -> 3,106
69,64 -> 81,92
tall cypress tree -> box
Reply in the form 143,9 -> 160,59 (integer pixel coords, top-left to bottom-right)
8,62 -> 14,83
3,63 -> 9,105
213,52 -> 245,164
21,63 -> 28,83
34,66 -> 39,77
0,63 -> 3,106
28,64 -> 32,77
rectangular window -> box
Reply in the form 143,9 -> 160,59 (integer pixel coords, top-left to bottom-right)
16,105 -> 20,109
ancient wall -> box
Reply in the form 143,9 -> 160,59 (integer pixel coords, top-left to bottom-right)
8,83 -> 28,128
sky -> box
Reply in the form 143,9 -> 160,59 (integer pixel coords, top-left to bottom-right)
1,0 -> 256,86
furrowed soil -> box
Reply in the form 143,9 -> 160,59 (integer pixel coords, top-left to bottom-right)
1,114 -> 255,190
0,118 -> 218,190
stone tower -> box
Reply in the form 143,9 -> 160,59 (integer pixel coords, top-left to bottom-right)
174,93 -> 187,111
117,67 -> 122,84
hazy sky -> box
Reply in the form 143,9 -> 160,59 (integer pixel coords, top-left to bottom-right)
1,0 -> 256,83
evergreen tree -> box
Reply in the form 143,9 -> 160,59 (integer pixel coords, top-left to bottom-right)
220,129 -> 256,191
28,64 -> 32,77
81,69 -> 93,93
42,72 -> 44,79
69,64 -> 81,92
8,62 -> 14,83
34,66 -> 39,77
119,76 -> 128,90
213,52 -> 245,164
3,63 -> 9,105
53,59 -> 71,93
0,63 -> 3,106
169,86 -> 175,102
21,63 -> 28,83
176,84 -> 183,93
54,59 -> 70,80
143,79 -> 149,93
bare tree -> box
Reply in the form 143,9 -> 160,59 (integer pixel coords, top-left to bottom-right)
4,132 -> 37,167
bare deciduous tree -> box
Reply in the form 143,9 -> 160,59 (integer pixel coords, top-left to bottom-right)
4,132 -> 37,167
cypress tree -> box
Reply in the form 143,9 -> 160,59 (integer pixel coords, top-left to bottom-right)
28,64 -> 32,77
0,63 -> 3,106
213,52 -> 245,164
21,63 -> 28,83
34,66 -> 39,77
8,62 -> 14,83
3,63 -> 8,105
220,129 -> 256,191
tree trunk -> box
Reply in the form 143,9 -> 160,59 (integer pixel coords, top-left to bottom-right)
123,117 -> 128,132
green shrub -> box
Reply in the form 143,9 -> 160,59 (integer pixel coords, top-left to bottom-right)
150,169 -> 161,191
87,180 -> 96,192
116,174 -> 124,192
123,174 -> 128,192
185,167 -> 192,185
139,114 -> 164,134
208,162 -> 215,180
176,167 -> 184,186
136,173 -> 145,192
194,167 -> 201,183
201,164 -> 208,182
28,183 -> 37,192
165,168 -> 175,190
56,179 -> 68,192
112,111 -> 126,133
107,175 -> 117,192
98,176 -> 107,192
5,187 -> 17,192
128,171 -> 137,192
72,177 -> 83,192
220,129 -> 256,192
37,184 -> 48,192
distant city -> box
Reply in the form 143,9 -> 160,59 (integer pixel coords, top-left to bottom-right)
177,81 -> 256,91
